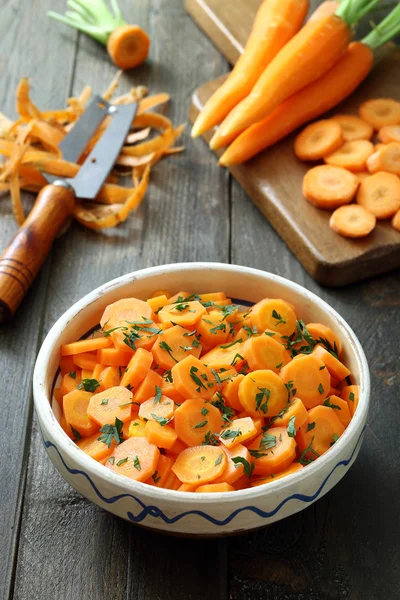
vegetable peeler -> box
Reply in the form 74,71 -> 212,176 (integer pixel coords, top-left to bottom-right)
0,96 -> 137,323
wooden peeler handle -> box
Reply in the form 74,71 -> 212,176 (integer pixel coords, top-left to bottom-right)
0,183 -> 75,323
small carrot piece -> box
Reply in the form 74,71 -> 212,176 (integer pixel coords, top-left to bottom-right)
195,483 -> 235,493
171,355 -> 219,400
152,325 -> 202,370
87,386 -> 133,427
100,366 -> 121,390
329,204 -> 376,238
100,297 -> 155,351
359,98 -> 400,129
59,355 -> 78,375
178,483 -> 198,492
174,398 -> 221,446
191,0 -> 309,137
63,389 -> 98,437
392,209 -> 400,232
73,352 -> 98,371
146,294 -> 169,314
306,322 -> 342,356
107,437 -> 160,482
238,370 -> 288,417
160,378 -> 186,404
128,418 -> 146,437
248,427 -> 296,475
356,171 -> 400,219
296,405 -> 344,459
251,462 -> 303,487
219,417 -> 257,449
223,374 -> 245,411
243,334 -> 291,373
200,341 -> 246,368
166,437 -> 188,456
131,370 -> 163,404
271,397 -> 308,430
325,395 -> 352,427
138,395 -> 175,422
81,369 -> 93,380
150,289 -> 172,299
97,347 -> 134,367
53,388 -> 63,404
106,25 -> 150,70
61,336 -> 112,356
377,125 -> 400,145
158,301 -> 206,327
171,445 -> 227,485
341,385 -> 359,417
250,298 -> 297,337
120,348 -> 153,389
294,119 -> 343,161
367,143 -> 400,176
324,140 -> 374,172
144,420 -> 178,449
280,354 -> 331,409
312,344 -> 351,381
332,114 -> 373,141
195,313 -> 229,348
213,443 -> 251,485
60,371 -> 81,397
146,455 -> 180,490
77,433 -> 115,462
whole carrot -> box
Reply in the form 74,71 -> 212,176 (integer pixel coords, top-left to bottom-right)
210,0 -> 380,150
191,0 -> 309,139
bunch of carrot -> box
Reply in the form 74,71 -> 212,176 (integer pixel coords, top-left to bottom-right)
295,99 -> 400,237
55,289 -> 358,492
191,0 -> 400,168
0,74 -> 184,230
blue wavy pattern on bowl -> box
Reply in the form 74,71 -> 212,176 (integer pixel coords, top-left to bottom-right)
43,425 -> 365,526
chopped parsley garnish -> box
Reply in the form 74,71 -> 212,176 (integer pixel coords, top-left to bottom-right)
220,338 -> 243,349
265,331 -> 276,337
116,457 -> 128,467
97,417 -> 124,448
231,353 -> 244,367
331,433 -> 339,446
189,366 -> 207,390
243,325 -> 257,337
255,387 -> 270,414
154,385 -> 163,404
159,341 -> 178,363
318,337 -> 339,360
249,432 -> 276,458
193,420 -> 208,429
133,455 -> 141,471
219,428 -> 242,441
232,456 -> 254,478
152,470 -> 161,483
100,399 -> 109,405
285,380 -> 296,399
103,325 -> 128,337
108,456 -> 115,465
69,371 -> 76,379
78,378 -> 100,392
200,407 -> 209,416
214,453 -> 223,466
319,365 -> 326,371
70,425 -> 82,441
151,414 -> 172,426
323,397 -> 341,410
180,345 -> 193,352
163,370 -> 173,383
183,329 -> 197,337
306,422 -> 316,432
349,391 -> 355,402
210,368 -> 222,386
282,320 -> 316,357
192,339 -> 200,348
275,362 -> 283,369
272,309 -> 286,325
238,361 -> 249,375
201,431 -> 219,446
298,435 -> 320,465
209,323 -> 226,335
318,383 -> 324,394
174,303 -> 189,312
287,415 -> 296,438
123,330 -> 140,351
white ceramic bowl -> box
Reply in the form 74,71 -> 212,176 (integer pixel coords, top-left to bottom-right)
33,263 -> 370,536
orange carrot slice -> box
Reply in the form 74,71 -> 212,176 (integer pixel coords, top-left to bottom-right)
171,445 -> 227,485
195,313 -> 229,348
324,140 -> 374,172
302,165 -> 358,209
61,337 -> 112,356
60,371 -> 81,397
131,370 -> 163,404
100,297 -> 155,351
107,437 -> 159,482
77,433 -> 115,462
120,348 -> 153,389
87,386 -> 133,427
146,455 -> 180,490
341,384 -> 359,417
63,389 -> 98,437
158,301 -> 206,327
312,344 -> 350,381
238,370 -> 288,417
296,405 -> 344,460
377,124 -> 400,144
306,322 -> 342,355
144,420 -> 178,449
391,209 -> 400,232
213,443 -> 251,485
138,395 -> 175,422
271,397 -> 308,430
356,171 -> 400,219
329,204 -> 376,238
59,355 -> 76,376
251,462 -> 303,486
248,427 -> 296,475
359,98 -> 400,129
152,325 -> 202,370
250,299 -> 296,337
332,114 -> 373,141
128,418 -> 146,437
73,352 -> 98,370
219,417 -> 257,449
243,334 -> 291,373
97,347 -> 134,367
280,354 -> 331,409
223,374 -> 245,411
195,483 -> 234,493
171,355 -> 219,400
294,119 -> 343,161
366,143 -> 400,176
324,395 -> 352,427
174,398 -> 221,446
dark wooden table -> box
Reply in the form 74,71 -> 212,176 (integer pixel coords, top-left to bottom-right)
1,1 -> 399,599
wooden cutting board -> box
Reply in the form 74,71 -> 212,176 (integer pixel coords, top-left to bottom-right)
186,0 -> 400,286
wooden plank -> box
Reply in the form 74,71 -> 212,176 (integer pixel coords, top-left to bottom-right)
11,1 -> 231,598
190,50 -> 400,287
228,176 -> 400,599
185,0 -> 262,65
0,2 -> 77,598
